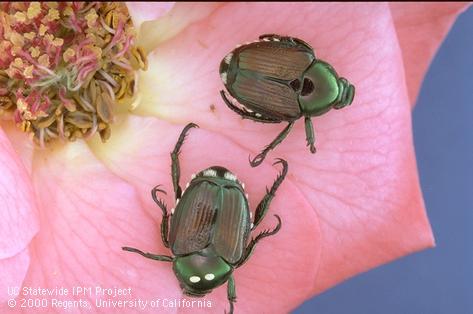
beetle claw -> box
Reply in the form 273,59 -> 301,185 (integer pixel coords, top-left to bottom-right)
272,158 -> 285,166
152,185 -> 167,195
309,144 -> 316,153
249,153 -> 265,167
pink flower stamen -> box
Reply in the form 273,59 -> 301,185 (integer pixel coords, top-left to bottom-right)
0,2 -> 146,146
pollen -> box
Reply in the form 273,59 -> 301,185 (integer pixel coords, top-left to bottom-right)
39,24 -> 48,36
24,32 -> 36,41
26,2 -> 41,19
0,2 -> 147,147
29,46 -> 40,58
85,9 -> 98,28
9,32 -> 24,47
63,48 -> 75,63
51,38 -> 64,47
13,12 -> 26,23
45,8 -> 59,21
23,66 -> 34,79
37,54 -> 50,67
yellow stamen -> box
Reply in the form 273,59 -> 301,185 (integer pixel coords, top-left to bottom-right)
23,65 -> 34,79
13,58 -> 24,68
26,2 -> 42,20
1,2 -> 145,146
85,9 -> 98,28
39,24 -> 48,36
17,98 -> 28,111
46,8 -> 60,21
29,46 -> 40,58
9,32 -> 25,47
24,32 -> 36,40
13,12 -> 26,23
63,48 -> 76,63
63,6 -> 74,17
20,120 -> 31,132
38,54 -> 50,67
52,38 -> 64,47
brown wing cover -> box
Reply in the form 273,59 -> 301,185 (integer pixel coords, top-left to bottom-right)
229,42 -> 315,120
212,187 -> 250,264
170,181 -> 219,255
237,42 -> 314,80
232,73 -> 301,119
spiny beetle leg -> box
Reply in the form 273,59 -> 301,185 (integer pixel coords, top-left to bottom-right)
253,158 -> 288,228
122,247 -> 173,262
225,275 -> 236,314
171,123 -> 199,200
220,90 -> 281,124
250,123 -> 294,167
304,117 -> 316,154
151,185 -> 170,248
236,215 -> 282,268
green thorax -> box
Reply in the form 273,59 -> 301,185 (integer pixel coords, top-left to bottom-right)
173,246 -> 233,296
298,60 -> 340,116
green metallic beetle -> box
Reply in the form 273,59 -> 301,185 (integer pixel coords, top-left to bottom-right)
122,123 -> 287,313
220,34 -> 355,167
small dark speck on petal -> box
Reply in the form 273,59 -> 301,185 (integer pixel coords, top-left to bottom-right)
198,39 -> 208,49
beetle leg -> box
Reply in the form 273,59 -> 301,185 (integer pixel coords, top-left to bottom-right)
253,159 -> 288,227
171,123 -> 199,200
236,215 -> 282,268
151,185 -> 170,248
122,247 -> 173,262
220,90 -> 281,124
225,275 -> 236,314
304,117 -> 316,153
250,123 -> 294,167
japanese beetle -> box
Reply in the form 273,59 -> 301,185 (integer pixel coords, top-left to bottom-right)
219,34 -> 355,167
122,123 -> 287,314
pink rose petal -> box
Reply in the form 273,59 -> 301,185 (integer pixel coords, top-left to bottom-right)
0,2 -> 466,313
126,2 -> 175,29
135,3 -> 223,54
0,127 -> 38,302
0,128 -> 38,258
89,117 -> 321,313
390,2 -> 470,104
22,142 -> 181,313
125,2 -> 435,306
0,249 -> 30,303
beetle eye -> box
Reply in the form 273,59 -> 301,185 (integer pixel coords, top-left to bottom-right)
301,78 -> 315,96
289,79 -> 301,91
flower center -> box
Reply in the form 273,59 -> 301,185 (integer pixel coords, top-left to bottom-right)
0,2 -> 147,147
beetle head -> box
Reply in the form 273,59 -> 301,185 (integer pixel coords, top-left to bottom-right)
298,60 -> 354,116
173,251 -> 233,296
